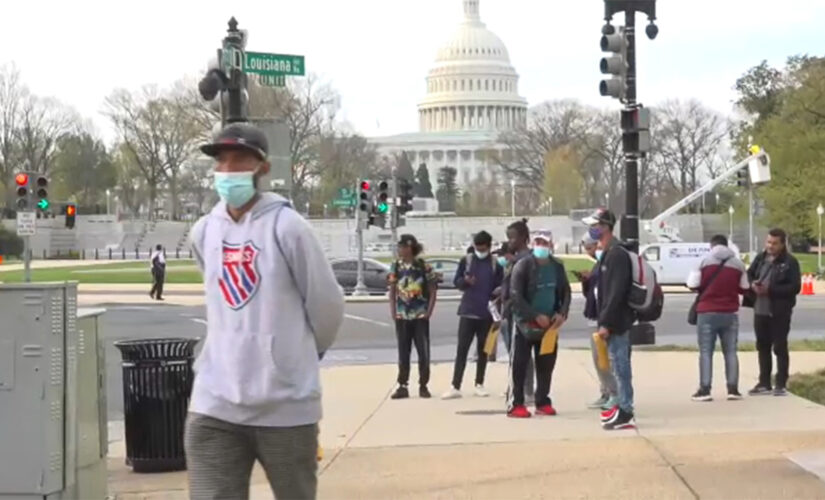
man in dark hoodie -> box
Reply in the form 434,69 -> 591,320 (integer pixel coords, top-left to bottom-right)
443,230 -> 503,399
585,208 -> 637,431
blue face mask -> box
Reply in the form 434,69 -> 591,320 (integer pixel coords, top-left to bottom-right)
533,247 -> 551,259
497,256 -> 508,267
214,171 -> 256,208
588,227 -> 603,241
595,249 -> 604,261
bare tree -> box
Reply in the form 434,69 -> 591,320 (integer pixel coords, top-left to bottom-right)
650,99 -> 731,200
494,100 -> 591,191
247,75 -> 339,198
15,94 -> 78,175
105,85 -> 202,220
0,65 -> 23,190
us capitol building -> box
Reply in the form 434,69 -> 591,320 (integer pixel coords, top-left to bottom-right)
369,0 -> 528,187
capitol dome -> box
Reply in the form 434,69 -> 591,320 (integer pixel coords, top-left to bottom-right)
418,0 -> 527,133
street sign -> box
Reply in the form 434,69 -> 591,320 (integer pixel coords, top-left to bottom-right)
338,188 -> 353,198
257,74 -> 286,87
332,198 -> 355,208
16,211 -> 35,236
244,52 -> 305,76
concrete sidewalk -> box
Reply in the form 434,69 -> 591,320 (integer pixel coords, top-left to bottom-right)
108,350 -> 825,499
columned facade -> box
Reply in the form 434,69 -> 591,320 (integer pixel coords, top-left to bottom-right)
370,0 -> 527,189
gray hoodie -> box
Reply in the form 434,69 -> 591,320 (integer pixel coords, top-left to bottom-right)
188,193 -> 345,427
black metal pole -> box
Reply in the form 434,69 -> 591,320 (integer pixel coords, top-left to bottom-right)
223,17 -> 248,124
622,10 -> 640,253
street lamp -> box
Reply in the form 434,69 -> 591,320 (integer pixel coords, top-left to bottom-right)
715,193 -> 720,210
728,205 -> 735,241
549,196 -> 553,216
510,179 -> 516,217
817,203 -> 824,272
106,189 -> 111,215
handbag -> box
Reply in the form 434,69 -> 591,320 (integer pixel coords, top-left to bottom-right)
688,258 -> 730,325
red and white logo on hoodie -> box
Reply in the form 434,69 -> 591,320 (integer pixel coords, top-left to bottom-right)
219,241 -> 261,309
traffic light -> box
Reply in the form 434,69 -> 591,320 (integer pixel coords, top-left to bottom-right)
357,179 -> 374,228
15,172 -> 30,210
65,204 -> 77,229
621,107 -> 651,154
398,179 -> 414,214
35,175 -> 49,212
376,181 -> 390,215
736,167 -> 749,187
599,27 -> 627,101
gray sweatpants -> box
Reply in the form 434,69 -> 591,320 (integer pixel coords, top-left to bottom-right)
185,413 -> 318,500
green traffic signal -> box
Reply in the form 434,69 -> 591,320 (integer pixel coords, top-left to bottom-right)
37,198 -> 50,211
377,202 -> 388,214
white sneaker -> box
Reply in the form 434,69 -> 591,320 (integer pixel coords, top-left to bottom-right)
441,387 -> 462,400
474,384 -> 490,397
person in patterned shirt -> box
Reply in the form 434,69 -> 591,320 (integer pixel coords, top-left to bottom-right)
387,234 -> 438,399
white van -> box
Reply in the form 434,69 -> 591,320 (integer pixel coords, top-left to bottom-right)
640,242 -> 742,286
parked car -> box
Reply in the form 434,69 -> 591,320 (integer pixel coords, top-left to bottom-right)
330,258 -> 390,294
428,257 -> 461,289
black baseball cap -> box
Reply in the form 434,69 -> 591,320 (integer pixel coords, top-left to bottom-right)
200,123 -> 269,160
398,234 -> 419,247
583,207 -> 617,228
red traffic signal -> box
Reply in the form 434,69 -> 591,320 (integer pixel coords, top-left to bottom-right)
360,181 -> 371,190
15,173 -> 28,186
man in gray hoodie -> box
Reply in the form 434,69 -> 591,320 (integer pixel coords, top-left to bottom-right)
186,123 -> 345,500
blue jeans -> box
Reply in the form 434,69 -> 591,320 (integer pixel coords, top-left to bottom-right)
607,332 -> 633,413
697,312 -> 739,390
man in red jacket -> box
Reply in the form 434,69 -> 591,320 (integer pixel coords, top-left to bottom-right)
686,235 -> 750,402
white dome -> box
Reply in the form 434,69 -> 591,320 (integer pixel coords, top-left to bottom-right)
435,23 -> 511,63
418,0 -> 527,133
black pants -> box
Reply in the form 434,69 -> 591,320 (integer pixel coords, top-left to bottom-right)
396,319 -> 430,387
754,313 -> 792,388
150,269 -> 165,299
511,330 -> 557,407
451,317 -> 492,389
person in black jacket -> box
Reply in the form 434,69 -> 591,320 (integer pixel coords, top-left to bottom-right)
507,231 -> 571,418
585,208 -> 636,431
744,228 -> 801,396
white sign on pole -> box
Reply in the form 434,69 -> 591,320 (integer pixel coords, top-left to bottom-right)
16,211 -> 36,236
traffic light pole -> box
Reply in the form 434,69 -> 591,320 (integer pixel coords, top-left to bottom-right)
622,10 -> 640,253
353,181 -> 368,297
390,168 -> 399,259
748,183 -> 754,257
223,18 -> 248,124
23,236 -> 30,283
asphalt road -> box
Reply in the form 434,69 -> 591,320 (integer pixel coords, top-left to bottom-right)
100,295 -> 825,419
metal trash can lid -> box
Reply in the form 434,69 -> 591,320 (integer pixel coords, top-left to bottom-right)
114,338 -> 201,361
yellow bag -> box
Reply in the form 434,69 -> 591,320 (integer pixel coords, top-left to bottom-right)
592,332 -> 610,371
483,323 -> 499,356
540,328 -> 559,355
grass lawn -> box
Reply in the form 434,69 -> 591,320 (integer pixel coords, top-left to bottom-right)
796,253 -> 820,274
615,338 -> 825,353
789,368 -> 825,406
0,260 -> 203,284
377,255 -> 595,283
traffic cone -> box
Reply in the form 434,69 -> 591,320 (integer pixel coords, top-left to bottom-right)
802,274 -> 814,296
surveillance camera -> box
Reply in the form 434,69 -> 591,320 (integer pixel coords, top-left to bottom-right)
198,70 -> 227,101
646,22 -> 659,40
602,23 -> 615,35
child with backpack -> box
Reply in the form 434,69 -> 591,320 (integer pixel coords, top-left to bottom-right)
388,234 -> 439,399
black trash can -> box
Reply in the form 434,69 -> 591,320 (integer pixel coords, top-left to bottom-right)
114,337 -> 200,473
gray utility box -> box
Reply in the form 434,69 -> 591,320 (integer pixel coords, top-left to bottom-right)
0,283 -> 107,500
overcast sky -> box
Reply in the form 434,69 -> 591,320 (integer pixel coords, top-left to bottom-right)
3,0 -> 824,143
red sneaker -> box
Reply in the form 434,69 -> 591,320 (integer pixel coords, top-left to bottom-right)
507,405 -> 532,418
535,404 -> 557,416
601,405 -> 619,422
